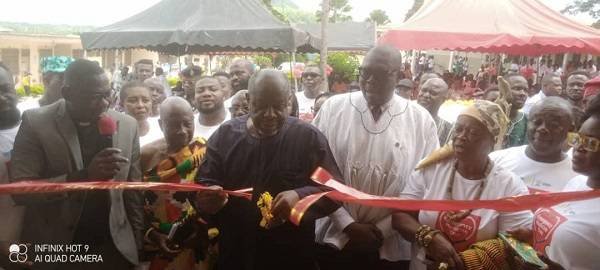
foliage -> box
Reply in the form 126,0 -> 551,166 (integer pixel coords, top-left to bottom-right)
276,6 -> 317,24
16,84 -> 44,97
561,0 -> 600,27
316,0 -> 353,23
327,52 -> 360,82
273,53 -> 308,68
252,55 -> 274,68
261,0 -> 289,22
405,0 -> 424,22
0,21 -> 94,35
167,76 -> 180,87
366,9 -> 391,25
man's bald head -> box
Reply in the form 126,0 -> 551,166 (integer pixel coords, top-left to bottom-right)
530,96 -> 574,123
422,78 -> 449,93
360,45 -> 403,107
230,59 -> 255,93
417,78 -> 449,115
248,69 -> 290,99
364,45 -> 403,71
159,96 -> 195,151
247,69 -> 290,137
527,96 -> 575,159
160,96 -> 193,119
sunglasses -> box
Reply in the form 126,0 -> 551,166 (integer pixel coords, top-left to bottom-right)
567,132 -> 600,153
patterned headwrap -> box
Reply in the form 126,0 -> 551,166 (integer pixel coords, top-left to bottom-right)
40,56 -> 75,73
415,77 -> 511,170
459,100 -> 510,150
584,75 -> 600,99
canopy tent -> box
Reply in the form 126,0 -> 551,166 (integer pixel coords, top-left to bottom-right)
80,0 -> 320,55
378,0 -> 600,56
297,22 -> 376,52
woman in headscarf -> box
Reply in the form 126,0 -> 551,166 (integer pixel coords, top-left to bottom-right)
510,94 -> 600,270
392,77 -> 533,270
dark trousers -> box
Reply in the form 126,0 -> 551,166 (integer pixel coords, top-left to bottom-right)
316,244 -> 409,270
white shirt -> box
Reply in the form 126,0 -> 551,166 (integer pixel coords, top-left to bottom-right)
224,96 -> 233,111
490,145 -> 577,192
533,176 -> 600,270
194,110 -> 231,140
313,92 -> 439,261
139,117 -> 164,147
401,160 -> 532,270
296,91 -> 315,122
522,91 -> 546,115
0,124 -> 24,242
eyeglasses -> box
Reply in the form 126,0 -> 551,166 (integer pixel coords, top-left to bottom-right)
567,132 -> 600,153
358,67 -> 397,80
302,72 -> 320,79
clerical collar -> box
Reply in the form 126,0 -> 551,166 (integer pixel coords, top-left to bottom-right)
77,121 -> 91,127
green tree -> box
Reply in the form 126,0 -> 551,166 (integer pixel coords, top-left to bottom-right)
276,6 -> 317,23
315,0 -> 353,23
561,0 -> 600,28
262,0 -> 289,22
405,0 -> 424,22
327,52 -> 360,82
366,9 -> 391,25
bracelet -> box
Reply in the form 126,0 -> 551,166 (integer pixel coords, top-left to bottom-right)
144,227 -> 155,243
422,230 -> 441,248
415,225 -> 433,246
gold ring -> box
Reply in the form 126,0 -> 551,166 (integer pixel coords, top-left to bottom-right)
438,262 -> 449,270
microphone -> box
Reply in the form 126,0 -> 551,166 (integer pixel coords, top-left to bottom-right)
98,114 -> 117,149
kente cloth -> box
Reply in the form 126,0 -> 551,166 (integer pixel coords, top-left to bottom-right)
143,137 -> 207,270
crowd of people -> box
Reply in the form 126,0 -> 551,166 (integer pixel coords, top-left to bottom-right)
0,44 -> 599,270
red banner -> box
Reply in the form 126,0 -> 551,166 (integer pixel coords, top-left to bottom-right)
0,180 -> 252,199
289,167 -> 600,225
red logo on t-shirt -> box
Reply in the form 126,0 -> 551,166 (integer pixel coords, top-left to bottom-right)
435,211 -> 481,252
533,208 -> 567,255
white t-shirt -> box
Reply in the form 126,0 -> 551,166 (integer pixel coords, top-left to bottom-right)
224,96 -> 233,111
295,91 -> 315,122
401,159 -> 532,270
194,110 -> 231,141
0,124 -> 24,242
490,145 -> 577,192
533,175 -> 600,270
139,117 -> 164,147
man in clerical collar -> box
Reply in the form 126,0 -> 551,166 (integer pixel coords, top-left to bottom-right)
194,69 -> 341,270
313,45 -> 439,270
10,59 -> 144,269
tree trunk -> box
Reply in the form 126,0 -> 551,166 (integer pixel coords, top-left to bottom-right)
320,0 -> 330,90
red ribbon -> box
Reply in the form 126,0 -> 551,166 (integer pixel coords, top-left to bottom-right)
289,167 -> 600,225
0,180 -> 252,199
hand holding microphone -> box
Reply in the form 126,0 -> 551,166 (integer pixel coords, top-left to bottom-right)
87,115 -> 129,180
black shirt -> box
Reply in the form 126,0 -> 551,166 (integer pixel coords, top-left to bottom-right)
197,116 -> 342,270
72,121 -> 111,245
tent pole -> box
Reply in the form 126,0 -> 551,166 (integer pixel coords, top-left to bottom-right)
448,51 -> 454,72
209,55 -> 213,74
291,51 -> 298,92
562,53 -> 569,71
